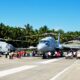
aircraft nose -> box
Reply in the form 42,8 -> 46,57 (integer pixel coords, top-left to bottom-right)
37,43 -> 47,51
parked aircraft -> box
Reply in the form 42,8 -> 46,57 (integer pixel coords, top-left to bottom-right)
37,33 -> 62,51
0,38 -> 27,54
37,33 -> 63,58
0,41 -> 15,54
37,33 -> 80,58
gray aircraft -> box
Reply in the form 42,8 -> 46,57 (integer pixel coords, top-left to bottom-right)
37,33 -> 80,58
37,33 -> 62,51
0,41 -> 15,54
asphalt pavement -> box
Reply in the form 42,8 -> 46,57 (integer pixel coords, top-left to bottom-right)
0,56 -> 80,80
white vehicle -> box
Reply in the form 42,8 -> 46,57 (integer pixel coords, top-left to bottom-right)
65,52 -> 73,59
76,50 -> 80,59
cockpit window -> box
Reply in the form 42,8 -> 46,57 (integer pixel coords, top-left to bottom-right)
40,40 -> 50,46
40,40 -> 48,43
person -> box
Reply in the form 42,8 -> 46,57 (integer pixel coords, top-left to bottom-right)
4,52 -> 9,58
48,52 -> 51,56
0,53 -> 2,57
9,51 -> 14,59
17,51 -> 21,58
32,51 -> 35,57
48,52 -> 51,58
55,51 -> 57,56
23,51 -> 26,57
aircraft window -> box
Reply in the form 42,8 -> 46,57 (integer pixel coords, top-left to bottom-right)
40,40 -> 50,46
45,42 -> 49,46
40,40 -> 47,43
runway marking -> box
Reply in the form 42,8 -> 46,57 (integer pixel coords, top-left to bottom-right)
0,65 -> 37,77
37,58 -> 63,64
0,58 -> 63,78
49,61 -> 77,80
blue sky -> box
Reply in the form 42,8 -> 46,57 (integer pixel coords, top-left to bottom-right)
0,0 -> 80,32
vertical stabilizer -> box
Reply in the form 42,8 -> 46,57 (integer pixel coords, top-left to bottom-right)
57,33 -> 62,48
57,33 -> 60,45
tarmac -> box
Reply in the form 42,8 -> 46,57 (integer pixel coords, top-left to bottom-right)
0,56 -> 80,80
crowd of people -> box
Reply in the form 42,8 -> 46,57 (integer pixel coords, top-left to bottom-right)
3,50 -> 38,59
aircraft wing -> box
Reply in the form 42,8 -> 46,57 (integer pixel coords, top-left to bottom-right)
27,46 -> 37,50
62,44 -> 80,51
16,47 -> 37,51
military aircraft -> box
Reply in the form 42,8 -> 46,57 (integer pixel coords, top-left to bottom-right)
37,33 -> 61,52
0,41 -> 15,54
37,33 -> 80,58
37,33 -> 63,58
0,38 -> 15,54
